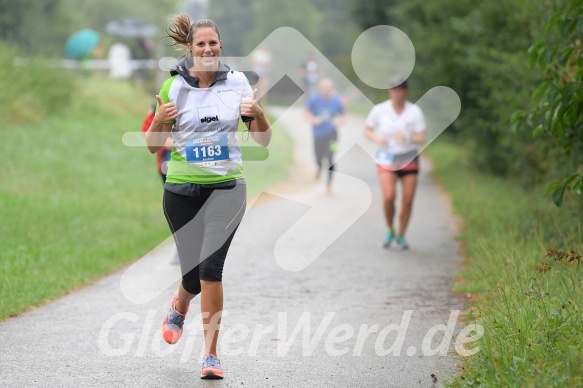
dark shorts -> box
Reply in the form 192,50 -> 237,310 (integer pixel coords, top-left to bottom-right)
377,150 -> 420,178
162,179 -> 246,294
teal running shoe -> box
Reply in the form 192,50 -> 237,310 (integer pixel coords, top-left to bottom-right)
382,229 -> 394,248
393,235 -> 409,250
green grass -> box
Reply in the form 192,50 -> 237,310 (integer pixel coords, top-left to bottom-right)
425,140 -> 583,387
0,43 -> 75,124
344,99 -> 376,116
0,75 -> 292,320
239,112 -> 293,199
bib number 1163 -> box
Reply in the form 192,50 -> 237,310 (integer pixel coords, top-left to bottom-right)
185,135 -> 229,163
192,145 -> 221,159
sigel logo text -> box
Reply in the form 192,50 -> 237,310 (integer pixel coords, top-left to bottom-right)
200,115 -> 219,124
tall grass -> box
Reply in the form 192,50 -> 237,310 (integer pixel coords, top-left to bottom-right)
425,140 -> 583,387
0,73 -> 168,319
0,43 -> 75,123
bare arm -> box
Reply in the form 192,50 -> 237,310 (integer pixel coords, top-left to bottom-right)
332,113 -> 347,128
393,130 -> 427,145
411,131 -> 426,144
304,108 -> 323,126
364,125 -> 387,146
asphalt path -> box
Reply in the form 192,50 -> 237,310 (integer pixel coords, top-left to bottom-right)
0,106 -> 465,387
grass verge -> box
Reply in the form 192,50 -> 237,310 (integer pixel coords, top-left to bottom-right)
240,109 -> 293,199
0,74 -> 292,320
425,139 -> 582,387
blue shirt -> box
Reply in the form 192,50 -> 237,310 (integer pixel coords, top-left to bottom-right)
306,94 -> 345,138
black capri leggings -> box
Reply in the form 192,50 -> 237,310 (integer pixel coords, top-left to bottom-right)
162,179 -> 246,295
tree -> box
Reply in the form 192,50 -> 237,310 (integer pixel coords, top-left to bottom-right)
348,0 -> 576,192
0,0 -> 178,56
208,0 -> 255,57
350,0 -> 394,30
0,0 -> 71,55
244,0 -> 320,53
312,0 -> 359,61
513,0 -> 583,206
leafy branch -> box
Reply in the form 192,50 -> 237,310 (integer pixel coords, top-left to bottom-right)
512,0 -> 583,206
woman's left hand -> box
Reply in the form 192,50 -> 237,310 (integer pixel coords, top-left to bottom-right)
240,89 -> 264,117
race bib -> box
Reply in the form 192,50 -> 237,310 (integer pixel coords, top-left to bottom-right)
375,149 -> 394,166
185,134 -> 229,164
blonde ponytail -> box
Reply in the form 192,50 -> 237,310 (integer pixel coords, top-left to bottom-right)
164,13 -> 222,57
165,13 -> 192,49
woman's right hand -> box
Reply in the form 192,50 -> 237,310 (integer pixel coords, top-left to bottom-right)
155,95 -> 179,123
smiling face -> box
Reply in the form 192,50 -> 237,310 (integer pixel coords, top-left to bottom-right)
187,27 -> 221,71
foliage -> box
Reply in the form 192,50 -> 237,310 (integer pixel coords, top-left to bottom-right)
513,0 -> 583,206
350,0 -> 394,30
0,75 -> 167,320
208,0 -> 255,57
0,0 -> 70,55
427,140 -> 583,387
0,0 -> 177,56
350,0 -> 581,206
209,0 -> 359,74
311,0 -> 360,63
0,43 -> 75,123
390,0 -> 556,180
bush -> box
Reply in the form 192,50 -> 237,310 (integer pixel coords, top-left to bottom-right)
0,43 -> 75,124
513,1 -> 583,206
383,0 -> 571,190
